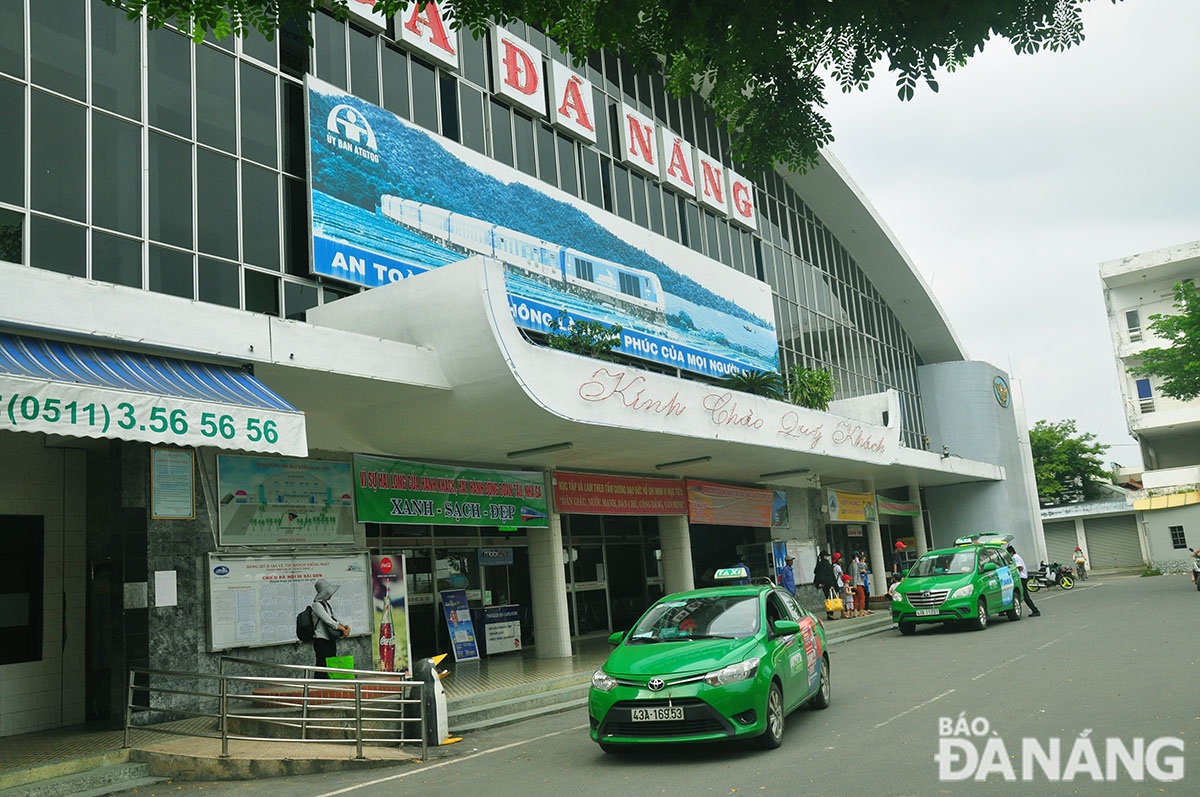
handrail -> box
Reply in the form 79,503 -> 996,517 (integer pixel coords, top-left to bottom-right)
124,662 -> 427,762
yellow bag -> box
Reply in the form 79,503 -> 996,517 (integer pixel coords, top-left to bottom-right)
824,590 -> 844,613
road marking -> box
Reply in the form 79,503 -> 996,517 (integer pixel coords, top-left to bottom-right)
873,689 -> 955,729
972,652 -> 1026,681
312,724 -> 589,796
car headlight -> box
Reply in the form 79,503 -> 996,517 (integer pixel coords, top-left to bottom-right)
591,669 -> 617,692
704,657 -> 760,687
951,583 -> 975,599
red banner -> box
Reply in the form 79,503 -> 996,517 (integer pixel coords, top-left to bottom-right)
686,480 -> 774,527
551,471 -> 688,515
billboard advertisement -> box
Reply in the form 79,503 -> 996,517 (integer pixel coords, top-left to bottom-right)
307,76 -> 779,380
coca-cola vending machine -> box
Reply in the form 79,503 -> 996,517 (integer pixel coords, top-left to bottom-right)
371,555 -> 411,674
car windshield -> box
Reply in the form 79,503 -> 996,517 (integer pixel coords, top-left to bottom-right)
908,551 -> 977,577
627,595 -> 760,642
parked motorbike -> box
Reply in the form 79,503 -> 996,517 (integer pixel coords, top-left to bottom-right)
1026,561 -> 1075,592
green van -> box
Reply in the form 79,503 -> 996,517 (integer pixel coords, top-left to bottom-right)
890,535 -> 1023,635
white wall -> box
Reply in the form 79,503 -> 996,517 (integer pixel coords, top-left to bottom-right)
0,431 -> 87,736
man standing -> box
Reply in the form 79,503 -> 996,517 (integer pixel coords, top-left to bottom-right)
1007,545 -> 1041,617
891,540 -> 907,585
311,578 -> 351,677
780,555 -> 796,595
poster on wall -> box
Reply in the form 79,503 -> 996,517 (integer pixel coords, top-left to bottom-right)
371,554 -> 411,674
307,75 -> 779,380
686,480 -> 774,527
217,455 -> 356,546
151,447 -> 195,519
483,605 -> 522,656
826,489 -> 878,523
206,552 -> 370,652
353,454 -> 548,527
440,589 -> 480,662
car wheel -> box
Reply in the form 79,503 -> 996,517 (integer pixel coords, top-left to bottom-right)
598,742 -> 619,754
1006,595 -> 1022,621
969,599 -> 988,631
807,655 -> 831,710
756,681 -> 785,749
898,621 -> 916,636
1059,575 -> 1074,590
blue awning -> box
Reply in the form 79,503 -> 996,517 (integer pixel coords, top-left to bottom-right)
0,332 -> 307,456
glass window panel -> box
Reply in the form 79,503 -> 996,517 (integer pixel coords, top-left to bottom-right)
0,207 -> 22,264
92,111 -> 141,236
240,61 -> 278,167
646,183 -> 663,235
458,84 -> 486,154
242,163 -> 280,269
630,173 -> 647,227
245,269 -> 280,314
313,10 -> 347,88
282,81 -> 306,177
556,134 -> 578,196
196,45 -> 236,152
148,132 -> 193,249
460,29 -> 487,87
580,148 -> 601,208
598,155 -> 613,212
91,0 -> 140,119
612,164 -> 631,220
348,24 -> 379,103
284,280 -> 319,320
536,124 -> 556,186
0,77 -> 23,206
514,111 -> 535,177
591,89 -> 609,154
411,58 -> 439,132
149,245 -> 194,299
282,176 -> 307,276
30,0 -> 85,99
91,230 -> 141,288
439,73 -> 458,142
198,256 -> 240,307
279,19 -> 310,79
684,201 -> 702,252
30,90 -> 86,222
242,27 -> 277,67
490,100 -> 513,166
29,215 -> 85,276
382,44 -> 410,120
148,27 -> 192,137
662,190 -> 679,241
197,148 -> 238,259
0,0 -> 23,79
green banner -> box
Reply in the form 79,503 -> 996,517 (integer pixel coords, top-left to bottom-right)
877,498 -> 922,517
353,455 -> 548,527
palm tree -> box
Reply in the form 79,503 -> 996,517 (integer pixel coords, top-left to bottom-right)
717,369 -> 784,399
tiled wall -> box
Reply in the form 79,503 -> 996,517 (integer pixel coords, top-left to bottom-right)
0,430 -> 87,736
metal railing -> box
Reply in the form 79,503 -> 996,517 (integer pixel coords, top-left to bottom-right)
124,658 -> 426,761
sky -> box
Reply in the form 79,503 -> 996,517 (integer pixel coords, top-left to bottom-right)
818,0 -> 1200,469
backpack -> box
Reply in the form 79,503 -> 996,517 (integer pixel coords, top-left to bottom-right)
296,606 -> 315,642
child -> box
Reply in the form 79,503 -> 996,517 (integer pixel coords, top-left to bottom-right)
841,573 -> 854,619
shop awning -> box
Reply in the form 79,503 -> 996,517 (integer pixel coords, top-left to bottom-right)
0,332 -> 307,457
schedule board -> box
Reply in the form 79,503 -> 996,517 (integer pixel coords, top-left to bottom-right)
207,552 -> 371,652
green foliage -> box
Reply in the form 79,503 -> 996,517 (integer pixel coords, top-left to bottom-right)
546,313 -> 622,360
1129,280 -> 1200,401
717,370 -> 784,400
1140,568 -> 1162,577
1028,419 -> 1110,506
104,0 -> 1117,172
786,365 -> 835,410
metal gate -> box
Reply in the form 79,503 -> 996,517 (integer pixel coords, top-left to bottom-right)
1042,520 -> 1079,567
1084,515 -> 1144,570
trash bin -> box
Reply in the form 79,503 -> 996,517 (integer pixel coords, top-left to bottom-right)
413,657 -> 449,745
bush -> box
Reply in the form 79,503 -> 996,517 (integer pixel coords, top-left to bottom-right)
1141,568 -> 1162,577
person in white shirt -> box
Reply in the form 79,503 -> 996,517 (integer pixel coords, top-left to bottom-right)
1007,545 -> 1040,617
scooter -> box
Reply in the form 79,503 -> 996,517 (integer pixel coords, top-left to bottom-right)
1026,561 -> 1074,592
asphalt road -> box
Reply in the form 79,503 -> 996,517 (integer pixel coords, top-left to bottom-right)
126,571 -> 1198,797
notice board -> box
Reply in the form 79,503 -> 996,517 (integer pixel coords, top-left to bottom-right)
207,552 -> 371,651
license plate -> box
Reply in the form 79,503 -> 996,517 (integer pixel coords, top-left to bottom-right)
916,608 -> 940,616
631,706 -> 684,722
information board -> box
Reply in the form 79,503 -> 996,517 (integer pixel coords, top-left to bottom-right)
207,552 -> 371,651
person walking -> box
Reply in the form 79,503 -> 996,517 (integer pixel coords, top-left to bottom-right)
311,578 -> 350,677
813,551 -> 835,597
1006,545 -> 1041,617
780,555 -> 797,595
848,552 -> 866,617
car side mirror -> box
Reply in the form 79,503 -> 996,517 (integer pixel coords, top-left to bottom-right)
771,619 -> 800,636
982,562 -> 997,572
608,630 -> 625,646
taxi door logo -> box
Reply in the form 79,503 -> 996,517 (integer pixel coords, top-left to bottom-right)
326,104 -> 381,164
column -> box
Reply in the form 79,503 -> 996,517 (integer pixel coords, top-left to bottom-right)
528,475 -> 572,658
865,478 -> 887,598
658,515 -> 694,595
910,481 -> 928,557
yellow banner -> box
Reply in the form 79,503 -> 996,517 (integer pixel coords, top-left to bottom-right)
826,489 -> 877,522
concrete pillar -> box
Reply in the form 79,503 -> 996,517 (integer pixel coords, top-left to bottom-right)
658,515 -> 694,595
865,478 -> 887,597
528,474 -> 572,659
910,481 -> 929,557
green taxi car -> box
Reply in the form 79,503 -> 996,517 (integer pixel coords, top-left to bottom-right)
589,568 -> 830,752
891,535 -> 1023,635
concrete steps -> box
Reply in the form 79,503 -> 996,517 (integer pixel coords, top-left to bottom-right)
0,759 -> 164,797
448,673 -> 592,734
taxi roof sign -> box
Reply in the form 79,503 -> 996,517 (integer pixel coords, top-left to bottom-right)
954,533 -> 1014,547
713,566 -> 750,581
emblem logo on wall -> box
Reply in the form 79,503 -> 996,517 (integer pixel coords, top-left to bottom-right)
993,376 -> 1010,408
326,104 -> 380,163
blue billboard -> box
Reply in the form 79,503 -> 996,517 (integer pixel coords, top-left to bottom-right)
308,77 -> 779,379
